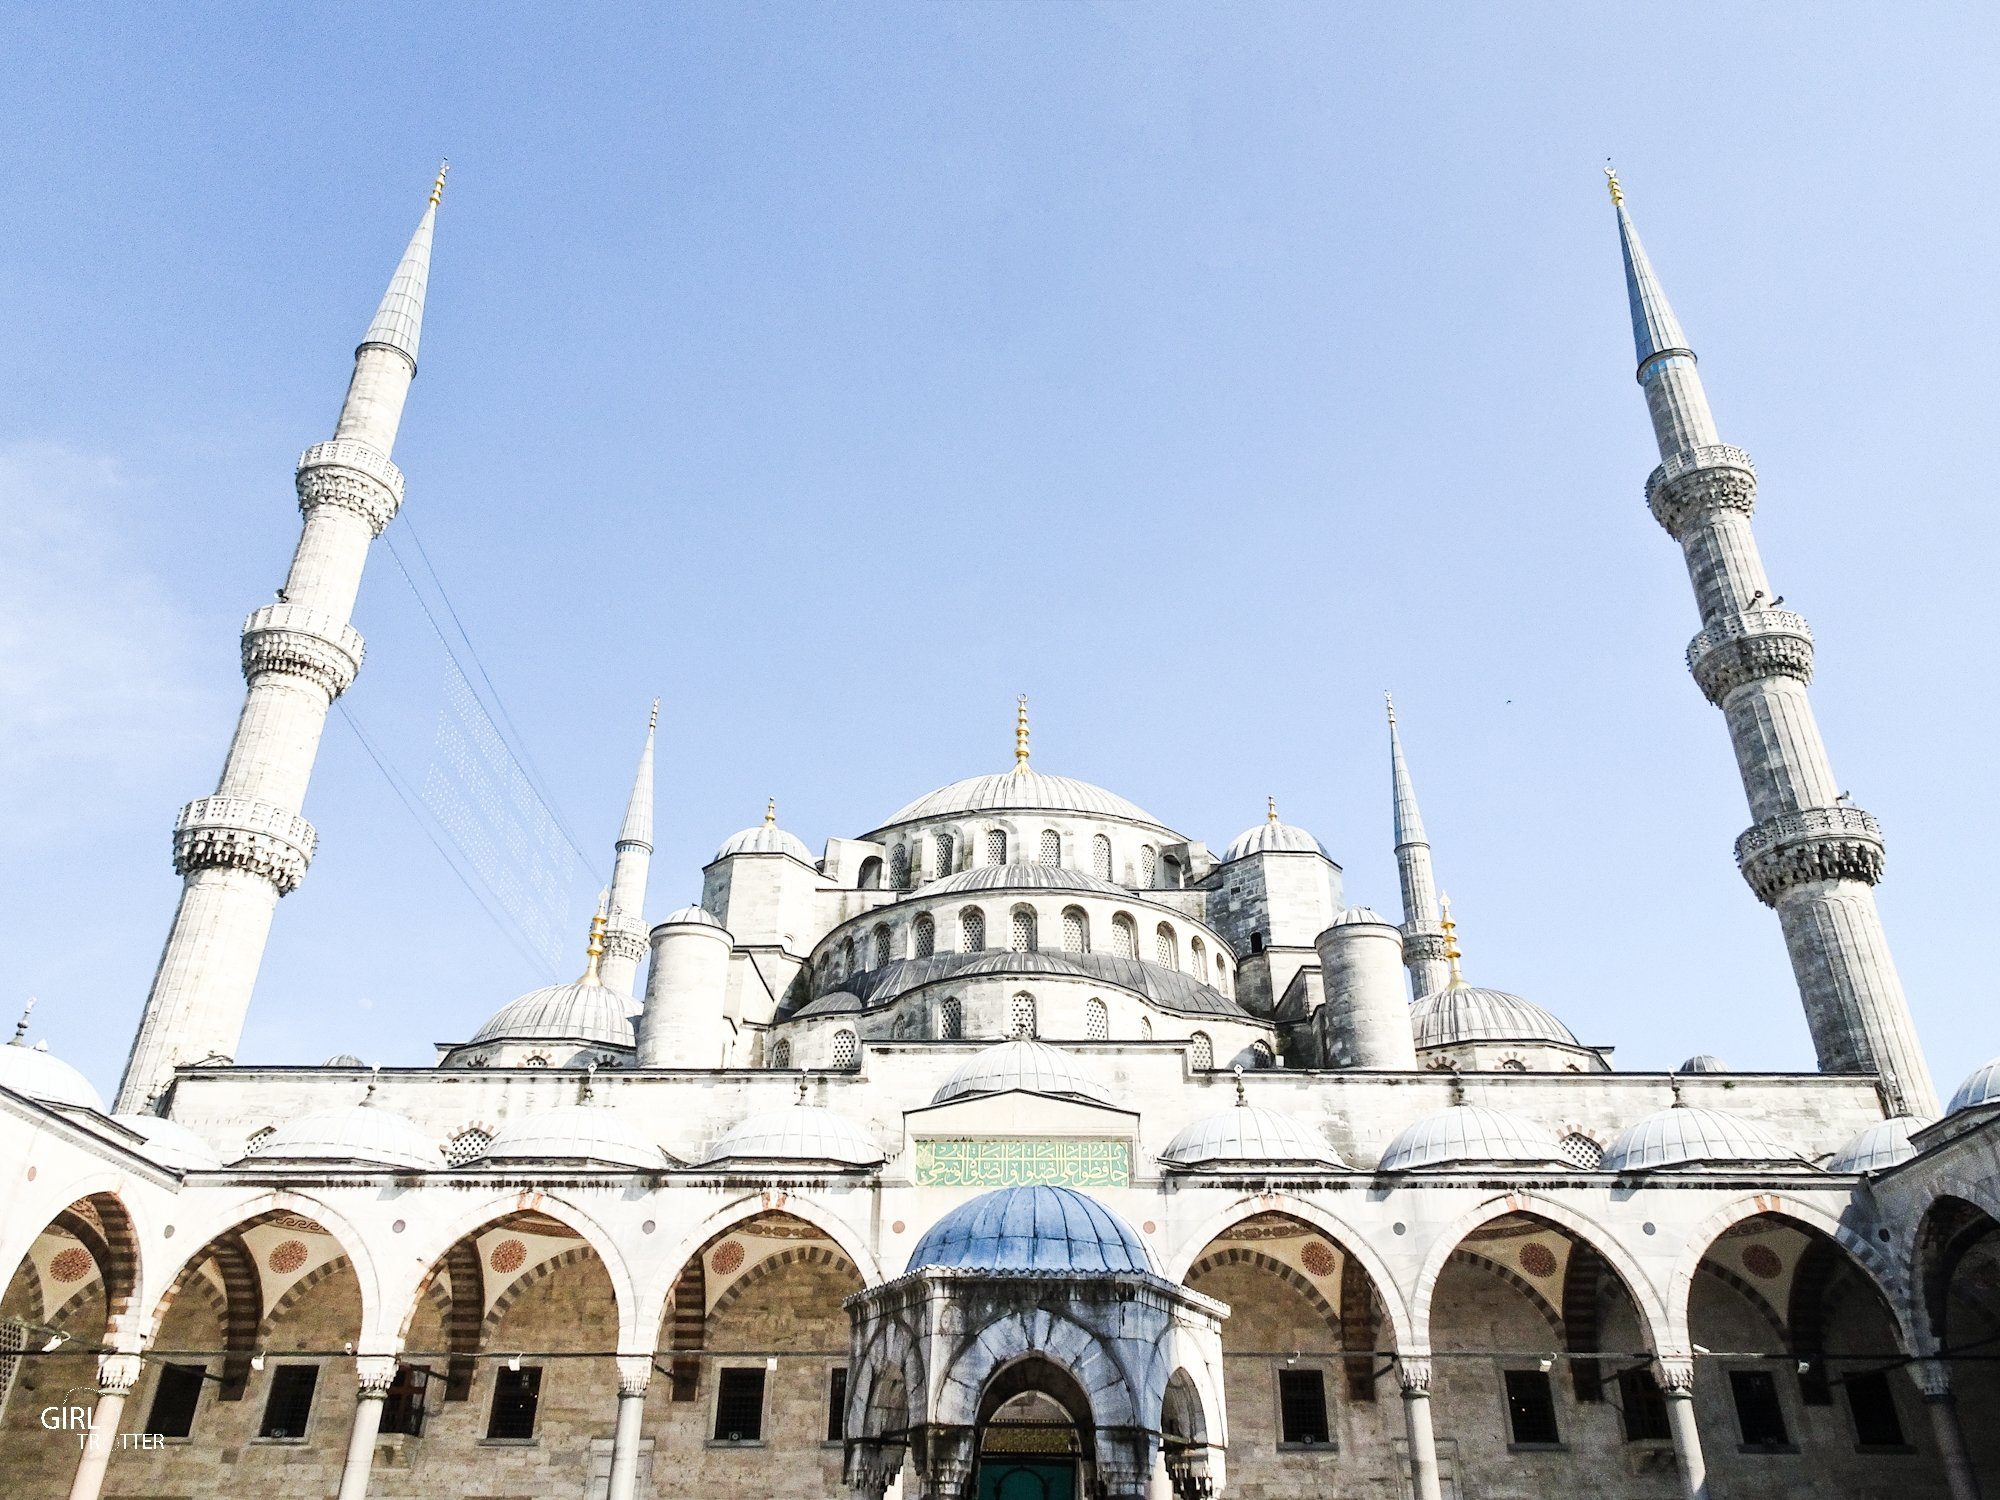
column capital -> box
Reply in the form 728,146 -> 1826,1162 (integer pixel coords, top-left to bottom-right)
1912,1357 -> 1954,1401
615,1355 -> 654,1399
1397,1355 -> 1434,1395
354,1356 -> 399,1398
96,1353 -> 145,1394
1653,1354 -> 1698,1395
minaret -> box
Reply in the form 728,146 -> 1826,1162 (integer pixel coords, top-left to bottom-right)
600,701 -> 658,999
1387,695 -> 1452,999
116,167 -> 448,1113
1609,169 -> 1937,1116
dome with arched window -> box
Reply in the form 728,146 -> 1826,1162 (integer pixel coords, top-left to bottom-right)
482,1103 -> 668,1170
243,1100 -> 438,1170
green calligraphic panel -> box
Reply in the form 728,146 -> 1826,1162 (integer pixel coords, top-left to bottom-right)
914,1137 -> 1130,1187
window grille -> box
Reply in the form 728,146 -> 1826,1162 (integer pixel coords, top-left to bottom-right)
1499,1058 -> 1528,1072
0,1322 -> 23,1423
1062,908 -> 1088,954
985,829 -> 1008,866
1559,1133 -> 1603,1169
1250,1041 -> 1274,1068
1190,937 -> 1207,981
841,937 -> 856,974
1616,1368 -> 1670,1442
1189,1032 -> 1213,1070
260,1364 -> 320,1440
1010,993 -> 1037,1038
939,998 -> 963,1040
961,909 -> 985,951
769,1040 -> 791,1069
913,916 -> 935,958
713,1367 -> 766,1443
934,832 -> 955,873
1112,915 -> 1138,959
872,925 -> 893,968
1155,923 -> 1177,968
1504,1369 -> 1561,1446
832,1030 -> 859,1070
1139,1017 -> 1153,1041
1086,999 -> 1109,1040
1277,1368 -> 1330,1446
890,845 -> 910,890
1011,907 -> 1037,952
522,1055 -> 549,1069
1215,958 -> 1230,995
445,1129 -> 492,1166
243,1125 -> 276,1155
144,1363 -> 206,1439
1039,830 -> 1061,866
1729,1370 -> 1788,1448
1092,834 -> 1112,881
1142,847 -> 1158,887
1846,1368 -> 1905,1448
826,1368 -> 848,1443
486,1366 -> 541,1441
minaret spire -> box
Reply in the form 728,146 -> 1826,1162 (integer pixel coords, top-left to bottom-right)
117,170 -> 446,1113
1611,175 -> 1937,1116
600,701 -> 658,999
1386,694 -> 1451,999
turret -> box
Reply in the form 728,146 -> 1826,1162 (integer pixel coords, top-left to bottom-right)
117,166 -> 448,1113
1387,696 -> 1451,999
599,701 -> 657,998
1314,908 -> 1416,1069
1609,169 -> 1936,1116
640,906 -> 735,1067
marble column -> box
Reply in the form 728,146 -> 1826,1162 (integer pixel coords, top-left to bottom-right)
1655,1356 -> 1708,1500
608,1357 -> 652,1500
335,1356 -> 398,1500
66,1352 -> 143,1500
1399,1357 -> 1444,1500
1914,1359 -> 1983,1500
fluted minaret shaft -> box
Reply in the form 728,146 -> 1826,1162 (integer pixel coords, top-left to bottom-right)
1387,698 -> 1451,999
1613,178 -> 1936,1116
600,704 -> 657,999
117,174 -> 443,1113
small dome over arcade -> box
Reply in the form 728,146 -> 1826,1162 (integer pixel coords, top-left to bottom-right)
714,799 -> 814,863
113,1113 -> 219,1169
1826,1116 -> 1929,1174
1678,1054 -> 1729,1073
906,1184 -> 1149,1274
482,1103 -> 667,1170
1161,1081 -> 1345,1170
703,1090 -> 884,1167
1601,1101 -> 1799,1172
244,1097 -> 437,1170
1377,1102 -> 1569,1171
1946,1057 -> 2000,1116
931,1039 -> 1111,1107
1223,798 -> 1328,861
0,1002 -> 104,1111
469,905 -> 636,1053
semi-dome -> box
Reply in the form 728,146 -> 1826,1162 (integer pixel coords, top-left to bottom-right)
906,1185 -> 1149,1274
482,1104 -> 667,1170
113,1113 -> 220,1169
1223,807 -> 1327,861
931,1040 -> 1111,1106
1377,1104 -> 1568,1171
244,1102 -> 437,1170
471,978 -> 635,1050
1412,984 -> 1577,1048
0,1042 -> 105,1112
703,1104 -> 884,1167
924,863 -> 1130,899
1161,1103 -> 1345,1169
1826,1116 -> 1929,1174
1946,1057 -> 2000,1116
1601,1105 -> 1796,1172
877,769 -> 1163,831
1679,1054 -> 1729,1073
660,904 -> 725,928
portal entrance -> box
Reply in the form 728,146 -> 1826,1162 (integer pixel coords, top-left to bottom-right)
976,1459 -> 1076,1500
975,1370 -> 1087,1500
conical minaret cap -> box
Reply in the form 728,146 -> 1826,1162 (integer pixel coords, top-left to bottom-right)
1608,167 -> 1692,371
1387,694 -> 1428,849
617,701 -> 657,850
358,162 -> 445,370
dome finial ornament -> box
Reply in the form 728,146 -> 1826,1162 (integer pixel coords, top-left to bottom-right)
647,697 -> 660,732
11,995 -> 34,1045
1013,695 -> 1031,771
1669,1071 -> 1685,1108
429,159 -> 449,207
795,1075 -> 810,1106
1604,160 -> 1623,206
1384,690 -> 1397,725
1266,796 -> 1280,825
580,1060 -> 597,1104
1233,1065 -> 1247,1107
1439,894 -> 1464,987
763,797 -> 777,827
581,892 -> 609,984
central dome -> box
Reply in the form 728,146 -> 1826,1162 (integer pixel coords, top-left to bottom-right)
906,1185 -> 1149,1273
875,769 -> 1164,831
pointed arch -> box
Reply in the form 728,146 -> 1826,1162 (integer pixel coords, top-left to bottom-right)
934,1311 -> 1140,1428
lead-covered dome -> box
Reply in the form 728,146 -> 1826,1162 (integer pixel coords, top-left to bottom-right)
113,1113 -> 219,1169
907,1185 -> 1149,1274
932,1040 -> 1111,1106
715,821 -> 814,863
1223,811 -> 1327,861
1601,1105 -> 1796,1172
471,978 -> 635,1050
482,1105 -> 667,1170
1826,1116 -> 1928,1174
1377,1104 -> 1568,1171
877,769 -> 1163,830
0,1042 -> 105,1112
1412,984 -> 1577,1048
1947,1057 -> 2000,1116
703,1105 -> 884,1167
1161,1104 -> 1346,1169
1679,1054 -> 1729,1073
660,904 -> 725,929
243,1102 -> 437,1170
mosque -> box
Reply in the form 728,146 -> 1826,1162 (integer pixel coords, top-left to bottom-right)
1,164 -> 1996,1500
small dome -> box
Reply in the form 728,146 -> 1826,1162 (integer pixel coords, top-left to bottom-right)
1826,1116 -> 1929,1174
660,904 -> 725,928
714,821 -> 814,863
1377,1105 -> 1568,1171
482,1105 -> 667,1170
471,979 -> 635,1050
932,1040 -> 1111,1107
1946,1057 -> 2000,1116
1223,818 -> 1327,861
1161,1105 -> 1345,1169
1412,985 -> 1577,1048
0,1042 -> 105,1112
324,1053 -> 364,1068
704,1105 -> 884,1167
245,1103 -> 436,1170
875,769 -> 1164,831
924,864 -> 1130,898
1330,907 -> 1394,928
907,1185 -> 1149,1274
1679,1054 -> 1729,1073
1601,1105 -> 1796,1172
113,1114 -> 219,1169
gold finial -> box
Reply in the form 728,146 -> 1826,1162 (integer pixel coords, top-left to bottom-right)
1604,160 -> 1623,206
1439,893 -> 1464,988
647,697 -> 660,733
762,797 -> 777,827
429,159 -> 450,208
1013,695 -> 1031,771
1267,796 -> 1280,825
11,996 -> 35,1045
582,891 -> 608,983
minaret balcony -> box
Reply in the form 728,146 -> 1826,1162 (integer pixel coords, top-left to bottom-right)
173,796 -> 318,893
1645,443 -> 1756,537
1734,805 -> 1884,906
1685,608 -> 1814,704
240,603 -> 365,698
295,439 -> 405,535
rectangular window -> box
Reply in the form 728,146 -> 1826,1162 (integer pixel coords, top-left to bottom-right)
1615,1367 -> 1671,1442
486,1366 -> 541,1440
1276,1367 -> 1330,1446
1730,1369 -> 1789,1448
381,1362 -> 430,1437
1846,1368 -> 1906,1449
713,1366 -> 766,1443
1503,1369 -> 1561,1447
144,1363 -> 206,1438
826,1367 -> 847,1442
259,1364 -> 319,1440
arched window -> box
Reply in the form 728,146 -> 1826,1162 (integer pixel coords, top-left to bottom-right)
1139,1017 -> 1154,1042
445,1127 -> 492,1166
1009,992 -> 1037,1039
840,936 -> 856,975
985,829 -> 1008,866
934,831 -> 955,873
831,1029 -> 859,1070
1559,1132 -> 1603,1168
1092,834 -> 1112,881
1111,913 -> 1138,959
961,908 -> 986,951
1249,1040 -> 1274,1069
913,915 -> 936,959
1499,1058 -> 1527,1072
523,1054 -> 550,1069
939,997 -> 963,1040
857,856 -> 882,891
872,924 -> 894,968
243,1124 -> 277,1156
1214,957 -> 1230,996
1155,923 -> 1178,968
1010,906 -> 1038,953
1141,846 -> 1159,887
768,1039 -> 792,1069
1190,936 -> 1207,981
1061,907 -> 1089,954
1085,998 -> 1109,1040
1038,830 -> 1061,866
890,845 -> 910,890
1189,1032 -> 1213,1070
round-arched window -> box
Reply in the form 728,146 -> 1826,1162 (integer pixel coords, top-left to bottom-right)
1249,1040 -> 1274,1069
1155,923 -> 1178,968
934,832 -> 955,873
1039,830 -> 1061,866
1190,936 -> 1208,982
1112,913 -> 1138,960
1010,906 -> 1038,953
1092,834 -> 1113,881
961,908 -> 986,952
1189,1032 -> 1213,1070
985,829 -> 1008,866
872,924 -> 894,968
1085,998 -> 1109,1041
832,1030 -> 859,1070
1139,1017 -> 1154,1042
913,915 -> 936,959
890,845 -> 910,890
1142,846 -> 1159,887
768,1039 -> 792,1069
445,1128 -> 492,1166
1010,993 -> 1037,1039
1062,907 -> 1089,954
939,998 -> 963,1040
1560,1132 -> 1603,1168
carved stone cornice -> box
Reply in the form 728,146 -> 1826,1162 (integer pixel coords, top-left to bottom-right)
296,440 -> 404,536
602,925 -> 648,964
1735,805 -> 1885,906
241,603 -> 365,698
1645,444 -> 1756,538
1165,1445 -> 1217,1500
174,796 -> 317,893
1686,608 -> 1814,704
1401,929 -> 1447,964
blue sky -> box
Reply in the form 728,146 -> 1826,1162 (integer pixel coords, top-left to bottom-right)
3,4 -> 1996,1101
